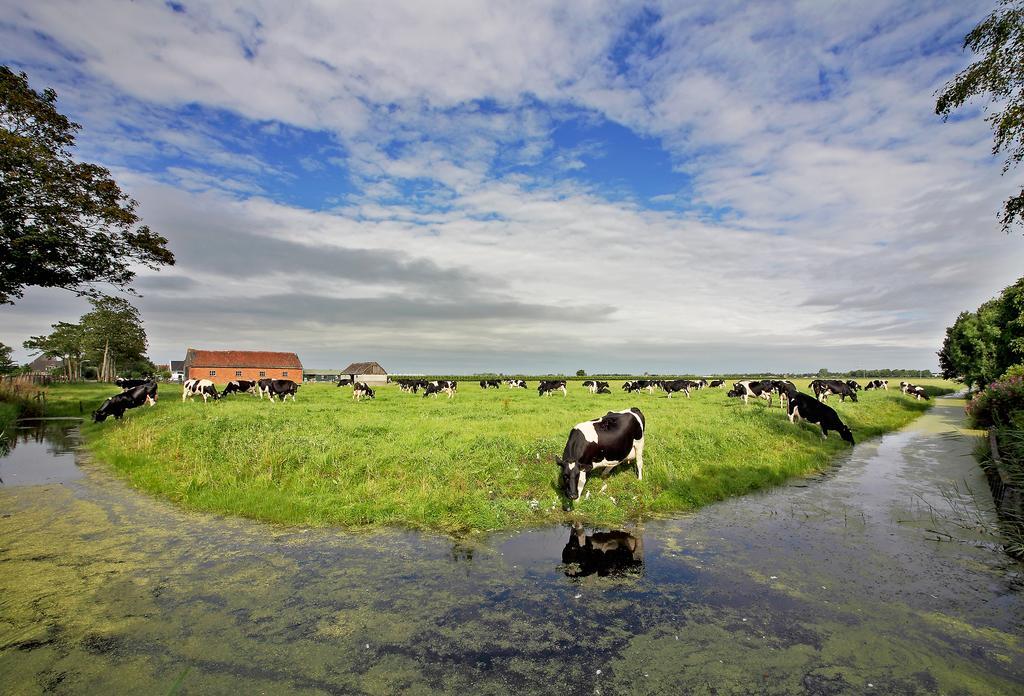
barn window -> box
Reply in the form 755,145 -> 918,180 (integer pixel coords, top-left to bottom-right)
235,370 -> 242,377
209,370 -> 216,376
282,371 -> 288,377
259,371 -> 266,377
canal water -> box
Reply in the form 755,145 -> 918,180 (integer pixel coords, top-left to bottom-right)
1,399 -> 1022,694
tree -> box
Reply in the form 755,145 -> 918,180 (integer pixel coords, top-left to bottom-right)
79,297 -> 148,381
24,321 -> 85,382
0,66 -> 174,304
936,1 -> 1024,233
576,369 -> 586,377
0,342 -> 16,374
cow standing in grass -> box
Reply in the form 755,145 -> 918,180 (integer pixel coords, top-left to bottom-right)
94,381 -> 158,422
538,380 -> 567,397
353,382 -> 375,400
556,408 -> 646,501
787,392 -> 855,444
182,379 -> 218,402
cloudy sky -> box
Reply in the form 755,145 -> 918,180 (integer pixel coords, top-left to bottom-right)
2,0 -> 1022,373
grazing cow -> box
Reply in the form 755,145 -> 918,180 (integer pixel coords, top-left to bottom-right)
335,378 -> 353,387
864,379 -> 889,390
661,379 -> 696,398
787,392 -> 855,444
182,379 -> 219,402
538,380 -> 567,397
582,380 -> 611,394
396,379 -> 424,393
561,525 -> 644,578
352,382 -> 375,400
423,380 -> 457,398
621,380 -> 635,392
727,380 -> 774,405
770,380 -> 798,409
709,379 -> 726,388
115,377 -> 150,390
623,380 -> 656,393
506,379 -> 528,389
221,379 -> 257,397
479,379 -> 501,389
903,383 -> 929,400
846,380 -> 862,392
556,408 -> 646,501
257,378 -> 299,402
93,381 -> 159,422
810,379 -> 858,402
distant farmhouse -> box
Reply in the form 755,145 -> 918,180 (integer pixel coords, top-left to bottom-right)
169,360 -> 185,382
340,361 -> 388,385
29,356 -> 62,373
183,349 -> 303,383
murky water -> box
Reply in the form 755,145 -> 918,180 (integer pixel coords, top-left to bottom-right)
1,399 -> 1022,694
0,419 -> 83,487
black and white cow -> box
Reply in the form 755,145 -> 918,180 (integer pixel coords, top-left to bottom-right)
810,379 -> 858,402
709,379 -> 726,388
846,380 -> 862,392
561,524 -> 644,578
396,379 -> 424,393
423,380 -> 457,398
115,377 -> 150,390
787,391 -> 855,444
506,379 -> 528,389
582,380 -> 611,394
335,377 -> 353,387
902,383 -> 929,400
479,379 -> 501,389
864,379 -> 889,391
621,380 -> 636,392
556,408 -> 646,501
221,379 -> 258,397
93,381 -> 159,422
661,379 -> 696,398
770,380 -> 798,409
257,378 -> 299,402
182,379 -> 219,402
538,380 -> 567,397
727,380 -> 774,405
352,382 -> 375,400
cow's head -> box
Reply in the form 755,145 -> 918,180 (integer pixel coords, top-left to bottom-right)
555,455 -> 591,501
838,424 -> 855,445
92,400 -> 111,423
726,388 -> 742,398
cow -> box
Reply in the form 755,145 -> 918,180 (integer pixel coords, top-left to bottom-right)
709,379 -> 726,388
115,377 -> 150,390
582,380 -> 611,394
93,381 -> 159,422
423,380 -> 457,398
661,379 -> 696,398
903,383 -> 929,400
770,380 -> 799,409
727,380 -> 774,405
621,380 -> 636,392
257,378 -> 299,402
221,379 -> 258,397
864,379 -> 889,390
335,377 -> 353,387
506,379 -> 528,389
538,380 -> 567,397
479,379 -> 501,389
810,379 -> 858,402
691,379 -> 708,390
561,524 -> 644,578
623,380 -> 655,393
556,408 -> 646,501
396,379 -> 424,393
352,382 -> 375,400
787,391 -> 855,444
182,379 -> 219,402
846,380 -> 862,392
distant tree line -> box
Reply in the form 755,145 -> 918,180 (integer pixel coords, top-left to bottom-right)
938,275 -> 1024,390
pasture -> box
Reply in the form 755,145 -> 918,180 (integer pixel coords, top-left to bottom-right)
47,378 -> 955,534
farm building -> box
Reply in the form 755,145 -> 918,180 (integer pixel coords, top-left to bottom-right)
169,360 -> 185,382
340,361 -> 389,385
183,349 -> 303,383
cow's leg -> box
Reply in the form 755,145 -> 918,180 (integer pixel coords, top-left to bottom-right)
684,388 -> 690,399
820,426 -> 828,439
634,437 -> 645,480
789,406 -> 799,423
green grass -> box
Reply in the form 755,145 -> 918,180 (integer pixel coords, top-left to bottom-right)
51,378 -> 956,534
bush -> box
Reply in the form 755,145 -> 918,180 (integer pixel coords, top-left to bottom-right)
967,375 -> 1024,428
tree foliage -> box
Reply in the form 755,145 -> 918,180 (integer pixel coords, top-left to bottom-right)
0,66 -> 174,304
936,1 -> 1024,232
0,342 -> 16,374
938,275 -> 1024,389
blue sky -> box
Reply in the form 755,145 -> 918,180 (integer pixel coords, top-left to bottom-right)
2,0 -> 1022,373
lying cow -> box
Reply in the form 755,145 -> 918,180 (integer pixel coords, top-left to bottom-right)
423,380 -> 457,398
810,379 -> 858,403
352,382 -> 375,400
787,391 -> 855,444
335,378 -> 353,387
182,379 -> 219,402
538,380 -> 567,397
556,408 -> 646,501
727,380 -> 774,406
864,379 -> 889,390
93,381 -> 158,422
561,524 -> 644,578
506,379 -> 528,389
221,379 -> 257,397
479,379 -> 501,389
257,378 -> 299,402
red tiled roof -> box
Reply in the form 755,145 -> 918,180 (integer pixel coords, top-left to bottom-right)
188,350 -> 302,369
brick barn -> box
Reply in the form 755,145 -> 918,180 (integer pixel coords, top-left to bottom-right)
183,349 -> 304,383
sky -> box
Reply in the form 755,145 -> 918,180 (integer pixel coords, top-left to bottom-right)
2,0 -> 1022,374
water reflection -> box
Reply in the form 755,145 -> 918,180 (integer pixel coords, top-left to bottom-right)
0,419 -> 82,486
560,523 -> 644,578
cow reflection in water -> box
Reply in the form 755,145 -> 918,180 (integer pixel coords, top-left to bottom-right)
561,524 -> 644,578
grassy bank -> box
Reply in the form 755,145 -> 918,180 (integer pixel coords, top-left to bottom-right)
54,378 -> 955,533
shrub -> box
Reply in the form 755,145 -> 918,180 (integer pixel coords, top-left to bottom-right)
967,374 -> 1024,428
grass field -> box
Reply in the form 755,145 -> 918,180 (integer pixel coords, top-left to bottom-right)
37,378 -> 957,534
